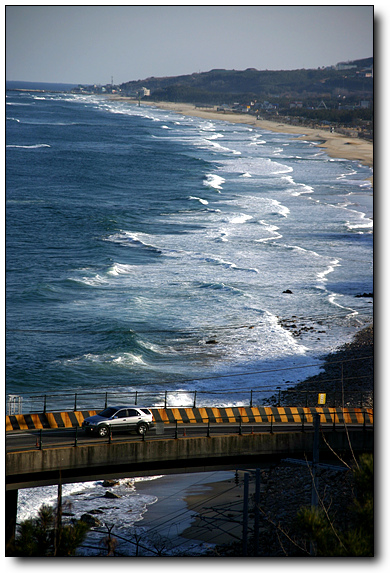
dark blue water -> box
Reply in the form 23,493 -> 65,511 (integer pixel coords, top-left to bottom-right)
6,89 -> 373,409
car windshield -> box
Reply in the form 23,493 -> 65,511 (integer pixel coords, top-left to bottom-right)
98,407 -> 118,418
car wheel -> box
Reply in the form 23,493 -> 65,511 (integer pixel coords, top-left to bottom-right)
98,425 -> 109,438
137,423 -> 148,436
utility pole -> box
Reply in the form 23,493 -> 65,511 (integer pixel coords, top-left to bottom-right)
254,468 -> 261,556
311,413 -> 320,508
54,481 -> 62,556
242,472 -> 249,555
310,413 -> 320,556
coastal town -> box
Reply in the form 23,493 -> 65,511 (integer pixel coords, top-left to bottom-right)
73,57 -> 373,142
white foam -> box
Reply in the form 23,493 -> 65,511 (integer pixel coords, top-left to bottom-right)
229,213 -> 253,224
216,156 -> 292,176
188,196 -> 209,205
203,173 -> 225,191
6,143 -> 51,149
317,259 -> 340,284
108,263 -> 136,276
104,230 -> 161,251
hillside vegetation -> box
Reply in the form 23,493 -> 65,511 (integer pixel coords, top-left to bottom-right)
120,57 -> 373,105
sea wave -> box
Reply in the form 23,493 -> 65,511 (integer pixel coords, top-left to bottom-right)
6,143 -> 51,149
203,173 -> 225,191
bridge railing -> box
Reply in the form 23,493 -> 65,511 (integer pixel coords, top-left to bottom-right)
6,387 -> 373,415
11,409 -> 374,452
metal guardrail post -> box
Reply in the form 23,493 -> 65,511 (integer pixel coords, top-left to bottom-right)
250,389 -> 253,408
104,392 -> 108,409
164,391 -> 167,409
43,395 -> 47,413
193,391 -> 197,408
135,391 -> 138,405
74,426 -> 78,447
270,414 -> 274,434
74,393 -> 77,412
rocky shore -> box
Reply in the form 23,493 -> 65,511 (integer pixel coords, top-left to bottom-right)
268,324 -> 373,407
208,462 -> 357,557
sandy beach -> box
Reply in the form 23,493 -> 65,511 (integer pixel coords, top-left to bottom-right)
132,470 -> 240,555
109,97 -> 373,171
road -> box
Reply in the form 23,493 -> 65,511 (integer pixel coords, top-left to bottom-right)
6,420 -> 369,453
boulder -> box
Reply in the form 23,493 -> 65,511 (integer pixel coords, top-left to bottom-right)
80,513 -> 102,527
102,479 -> 120,487
104,491 -> 121,499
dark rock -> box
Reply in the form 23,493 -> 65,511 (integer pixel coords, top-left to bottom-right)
104,491 -> 121,499
80,513 -> 102,527
283,289 -> 293,294
355,292 -> 373,298
102,479 -> 119,487
206,339 -> 218,344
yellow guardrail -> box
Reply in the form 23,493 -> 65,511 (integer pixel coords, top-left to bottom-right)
6,406 -> 373,432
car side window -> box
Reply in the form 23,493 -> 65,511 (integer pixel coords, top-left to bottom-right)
127,409 -> 139,417
117,410 -> 127,418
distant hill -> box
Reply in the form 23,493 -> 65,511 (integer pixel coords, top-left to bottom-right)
120,58 -> 373,105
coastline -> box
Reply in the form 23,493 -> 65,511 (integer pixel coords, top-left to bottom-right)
131,324 -> 373,554
108,96 -> 373,172
89,96 -> 372,553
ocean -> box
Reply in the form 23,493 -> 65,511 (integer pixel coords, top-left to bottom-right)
6,88 -> 373,409
6,88 -> 373,550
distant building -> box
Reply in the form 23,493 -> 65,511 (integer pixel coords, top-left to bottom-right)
334,62 -> 358,71
139,87 -> 150,97
290,101 -> 303,109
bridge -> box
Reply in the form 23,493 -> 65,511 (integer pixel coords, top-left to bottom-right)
6,406 -> 373,550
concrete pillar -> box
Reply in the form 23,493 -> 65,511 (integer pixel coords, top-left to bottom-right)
5,489 -> 18,555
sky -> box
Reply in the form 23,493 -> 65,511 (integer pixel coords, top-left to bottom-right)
5,4 -> 374,86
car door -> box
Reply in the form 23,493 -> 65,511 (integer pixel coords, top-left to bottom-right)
110,409 -> 129,432
127,408 -> 142,431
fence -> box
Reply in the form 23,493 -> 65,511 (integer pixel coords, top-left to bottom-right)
6,386 -> 373,416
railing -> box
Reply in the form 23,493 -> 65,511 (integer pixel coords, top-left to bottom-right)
6,387 -> 373,415
10,410 -> 374,452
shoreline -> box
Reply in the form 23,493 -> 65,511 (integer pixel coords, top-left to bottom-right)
108,96 -> 373,172
135,323 -> 373,552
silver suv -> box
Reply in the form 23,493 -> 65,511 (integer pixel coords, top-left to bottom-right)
82,406 -> 154,438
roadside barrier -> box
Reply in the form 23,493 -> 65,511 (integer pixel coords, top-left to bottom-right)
6,406 -> 373,432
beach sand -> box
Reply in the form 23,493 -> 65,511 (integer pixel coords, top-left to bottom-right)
133,470 -> 241,554
109,97 -> 373,171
